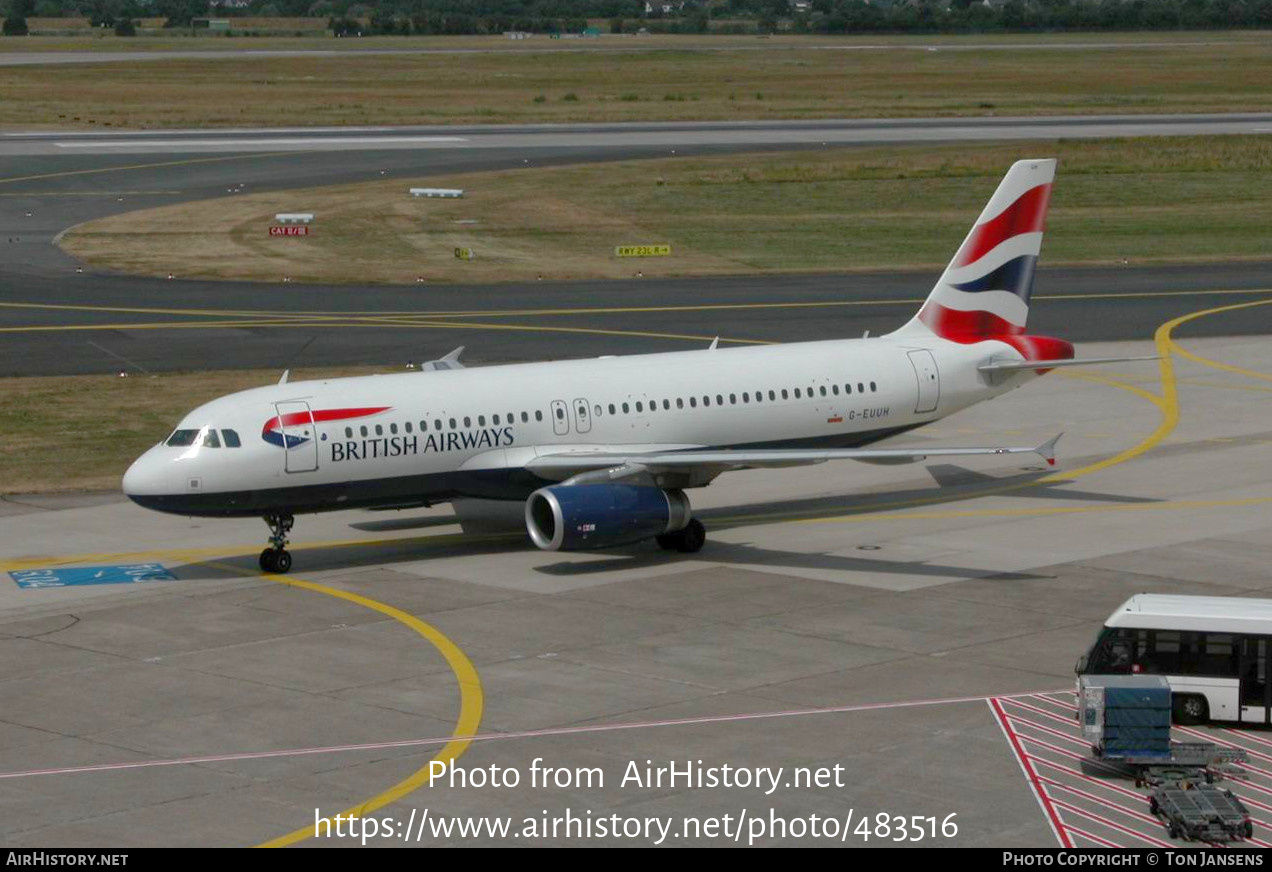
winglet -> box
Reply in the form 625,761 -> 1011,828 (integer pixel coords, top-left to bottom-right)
441,346 -> 465,364
1035,432 -> 1063,466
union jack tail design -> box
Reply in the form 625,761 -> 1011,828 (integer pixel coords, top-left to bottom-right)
894,159 -> 1055,343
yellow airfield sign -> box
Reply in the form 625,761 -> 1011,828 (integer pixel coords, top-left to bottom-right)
615,245 -> 671,258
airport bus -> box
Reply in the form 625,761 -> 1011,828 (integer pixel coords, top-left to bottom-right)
1076,594 -> 1272,726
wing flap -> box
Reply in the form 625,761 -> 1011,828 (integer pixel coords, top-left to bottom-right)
524,434 -> 1064,480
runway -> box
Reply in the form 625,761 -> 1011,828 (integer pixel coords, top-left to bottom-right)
0,37 -> 1262,67
4,114 -> 1272,155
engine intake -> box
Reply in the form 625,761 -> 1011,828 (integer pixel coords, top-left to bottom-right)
525,484 -> 691,551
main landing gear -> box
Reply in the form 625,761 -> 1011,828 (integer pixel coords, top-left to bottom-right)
656,517 -> 706,554
259,513 -> 294,574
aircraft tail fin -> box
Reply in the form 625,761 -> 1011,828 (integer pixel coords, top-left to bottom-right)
893,159 -> 1056,342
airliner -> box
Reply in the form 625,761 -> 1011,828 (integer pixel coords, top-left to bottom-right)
123,159 -> 1141,573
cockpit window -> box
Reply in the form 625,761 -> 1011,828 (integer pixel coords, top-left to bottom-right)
222,430 -> 241,447
203,430 -> 221,448
166,429 -> 200,447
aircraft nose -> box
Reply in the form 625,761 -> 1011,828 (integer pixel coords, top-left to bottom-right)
122,447 -> 171,499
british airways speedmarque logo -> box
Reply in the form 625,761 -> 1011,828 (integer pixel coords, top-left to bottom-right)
261,407 -> 391,449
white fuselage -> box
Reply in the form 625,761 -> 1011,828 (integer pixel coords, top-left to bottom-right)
122,332 -> 1031,517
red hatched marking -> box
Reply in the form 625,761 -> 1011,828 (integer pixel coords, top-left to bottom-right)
1065,825 -> 1121,848
1047,797 -> 1174,848
994,694 -> 1272,846
990,696 -> 1072,847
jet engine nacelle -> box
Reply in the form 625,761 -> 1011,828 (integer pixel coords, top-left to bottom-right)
525,484 -> 691,551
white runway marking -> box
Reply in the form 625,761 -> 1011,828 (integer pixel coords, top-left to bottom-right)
0,687 -> 1067,781
54,136 -> 469,148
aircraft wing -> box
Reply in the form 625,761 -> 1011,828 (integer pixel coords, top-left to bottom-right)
525,433 -> 1062,481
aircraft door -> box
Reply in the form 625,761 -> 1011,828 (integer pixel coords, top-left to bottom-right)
550,400 -> 570,436
274,401 -> 319,473
907,349 -> 940,414
572,398 -> 592,434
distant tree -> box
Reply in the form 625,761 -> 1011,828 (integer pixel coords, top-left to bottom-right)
327,12 -> 359,31
3,0 -> 30,32
154,0 -> 207,26
114,14 -> 135,32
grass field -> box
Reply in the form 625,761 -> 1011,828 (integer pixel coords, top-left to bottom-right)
2,34 -> 1271,128
0,366 -> 383,494
61,136 -> 1272,286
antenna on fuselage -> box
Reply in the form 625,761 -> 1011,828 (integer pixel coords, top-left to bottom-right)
273,335 -> 317,385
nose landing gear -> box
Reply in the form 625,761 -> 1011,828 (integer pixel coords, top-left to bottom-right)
259,513 -> 294,574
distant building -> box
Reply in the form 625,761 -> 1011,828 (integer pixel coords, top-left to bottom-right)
644,0 -> 685,14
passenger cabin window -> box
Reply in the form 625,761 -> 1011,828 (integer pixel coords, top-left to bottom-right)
535,411 -> 543,422
222,430 -> 241,447
870,381 -> 877,392
390,423 -> 398,435
478,416 -> 486,426
361,426 -> 369,437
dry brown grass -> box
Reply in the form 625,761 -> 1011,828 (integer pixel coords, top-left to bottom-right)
1,35 -> 1270,128
61,136 -> 1272,286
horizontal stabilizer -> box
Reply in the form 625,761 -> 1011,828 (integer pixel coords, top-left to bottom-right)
978,355 -> 1158,373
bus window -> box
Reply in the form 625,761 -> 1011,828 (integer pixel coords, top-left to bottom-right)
1082,627 -> 1136,675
